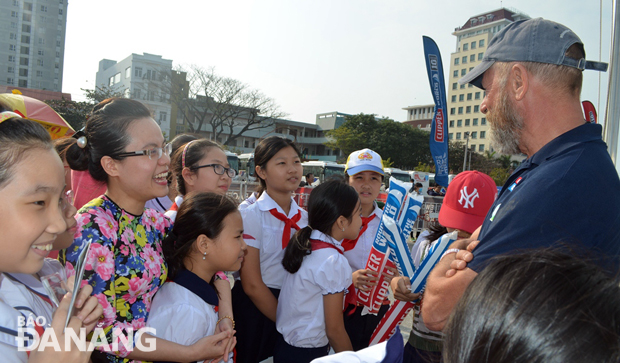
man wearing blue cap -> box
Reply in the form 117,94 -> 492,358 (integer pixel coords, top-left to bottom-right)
420,18 -> 620,334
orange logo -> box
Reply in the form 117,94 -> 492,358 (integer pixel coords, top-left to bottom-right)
358,152 -> 373,160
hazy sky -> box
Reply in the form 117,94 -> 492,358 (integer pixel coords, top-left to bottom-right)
63,0 -> 614,125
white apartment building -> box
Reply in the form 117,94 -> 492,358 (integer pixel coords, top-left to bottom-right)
0,0 -> 68,91
447,8 -> 530,154
95,53 -> 173,136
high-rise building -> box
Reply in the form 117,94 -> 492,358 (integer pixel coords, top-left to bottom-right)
95,53 -> 174,136
0,0 -> 68,92
447,8 -> 529,154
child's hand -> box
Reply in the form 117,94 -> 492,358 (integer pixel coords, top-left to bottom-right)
73,283 -> 102,332
390,276 -> 419,302
28,291 -> 96,363
191,330 -> 234,362
445,240 -> 478,278
214,318 -> 236,361
352,269 -> 379,292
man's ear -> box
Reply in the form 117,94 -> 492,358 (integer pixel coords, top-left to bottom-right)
100,156 -> 120,177
510,63 -> 529,101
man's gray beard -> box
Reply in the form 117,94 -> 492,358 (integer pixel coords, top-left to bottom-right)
488,87 -> 524,155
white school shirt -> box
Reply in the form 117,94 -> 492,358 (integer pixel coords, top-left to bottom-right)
0,275 -> 40,363
276,230 -> 353,348
164,195 -> 184,221
238,192 -> 258,211
7,258 -> 65,325
240,191 -> 308,289
343,204 -> 383,272
147,269 -> 232,363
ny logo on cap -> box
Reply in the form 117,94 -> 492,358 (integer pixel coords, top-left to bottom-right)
459,186 -> 479,209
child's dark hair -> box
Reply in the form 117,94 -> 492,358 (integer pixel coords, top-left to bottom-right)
170,139 -> 223,195
65,98 -> 152,182
0,117 -> 52,188
282,179 -> 359,273
254,136 -> 301,197
53,137 -> 75,162
162,191 -> 239,280
165,133 -> 198,187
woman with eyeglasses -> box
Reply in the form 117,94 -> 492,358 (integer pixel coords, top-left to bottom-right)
60,98 -> 233,363
160,139 -> 237,358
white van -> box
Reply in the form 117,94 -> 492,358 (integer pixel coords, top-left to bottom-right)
384,167 -> 411,190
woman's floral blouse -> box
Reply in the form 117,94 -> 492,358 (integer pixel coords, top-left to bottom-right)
60,195 -> 172,362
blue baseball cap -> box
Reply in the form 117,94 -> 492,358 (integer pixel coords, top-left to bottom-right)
460,18 -> 608,89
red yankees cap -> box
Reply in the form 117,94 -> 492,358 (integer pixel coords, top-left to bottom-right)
438,171 -> 497,234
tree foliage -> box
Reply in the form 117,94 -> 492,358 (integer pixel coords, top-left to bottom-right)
45,86 -> 127,131
325,113 -> 433,170
143,65 -> 286,145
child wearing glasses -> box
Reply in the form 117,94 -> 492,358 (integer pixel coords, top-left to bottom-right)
60,98 -> 233,363
165,138 -> 237,356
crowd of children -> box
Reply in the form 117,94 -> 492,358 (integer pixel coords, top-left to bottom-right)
3,97 -> 618,363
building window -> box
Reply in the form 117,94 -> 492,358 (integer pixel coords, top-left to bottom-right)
450,108 -> 455,115
460,84 -> 466,89
7,78 -> 14,85
40,5 -> 47,11
462,56 -> 467,64
135,67 -> 142,77
125,67 -> 131,78
452,82 -> 457,90
36,70 -> 43,77
59,9 -> 63,14
18,80 -> 27,87
454,58 -> 460,65
479,39 -> 485,47
449,120 -> 454,127
20,57 -> 28,66
466,106 -> 471,113
20,47 -> 28,54
114,72 -> 121,84
456,132 -> 462,140
159,112 -> 167,123
470,54 -> 475,62
481,117 -> 487,125
471,131 -> 477,139
479,144 -> 485,152
459,94 -> 464,102
36,59 -> 43,66
471,144 -> 476,150
21,35 -> 30,44
480,131 -> 486,139
133,89 -> 141,99
11,22 -> 17,29
7,66 -> 14,73
24,2 -> 32,10
463,43 -> 469,51
451,95 -> 456,102
473,118 -> 478,126
10,33 -> 17,40
465,119 -> 470,126
478,52 -> 483,60
474,105 -> 479,112
23,13 -> 31,22
453,70 -> 458,77
475,92 -> 481,100
467,93 -> 472,100
457,119 -> 462,127
109,76 -> 114,87
460,69 -> 466,76
22,24 -> 31,32
448,133 -> 453,140
471,41 -> 476,49
11,11 -> 18,17
8,55 -> 15,62
38,38 -> 44,45
37,49 -> 44,56
19,68 -> 28,77
458,107 -> 463,114
9,45 -> 16,51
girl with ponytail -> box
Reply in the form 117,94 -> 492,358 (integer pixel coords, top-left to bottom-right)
274,179 -> 362,363
148,192 -> 246,363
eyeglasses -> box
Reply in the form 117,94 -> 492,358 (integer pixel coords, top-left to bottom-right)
112,143 -> 172,160
191,164 -> 237,178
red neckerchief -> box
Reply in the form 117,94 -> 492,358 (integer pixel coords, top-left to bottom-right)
269,209 -> 302,249
341,214 -> 376,252
169,202 -> 179,212
310,239 -> 343,254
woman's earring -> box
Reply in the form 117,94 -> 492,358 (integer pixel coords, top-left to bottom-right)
203,252 -> 206,260
342,227 -> 345,232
